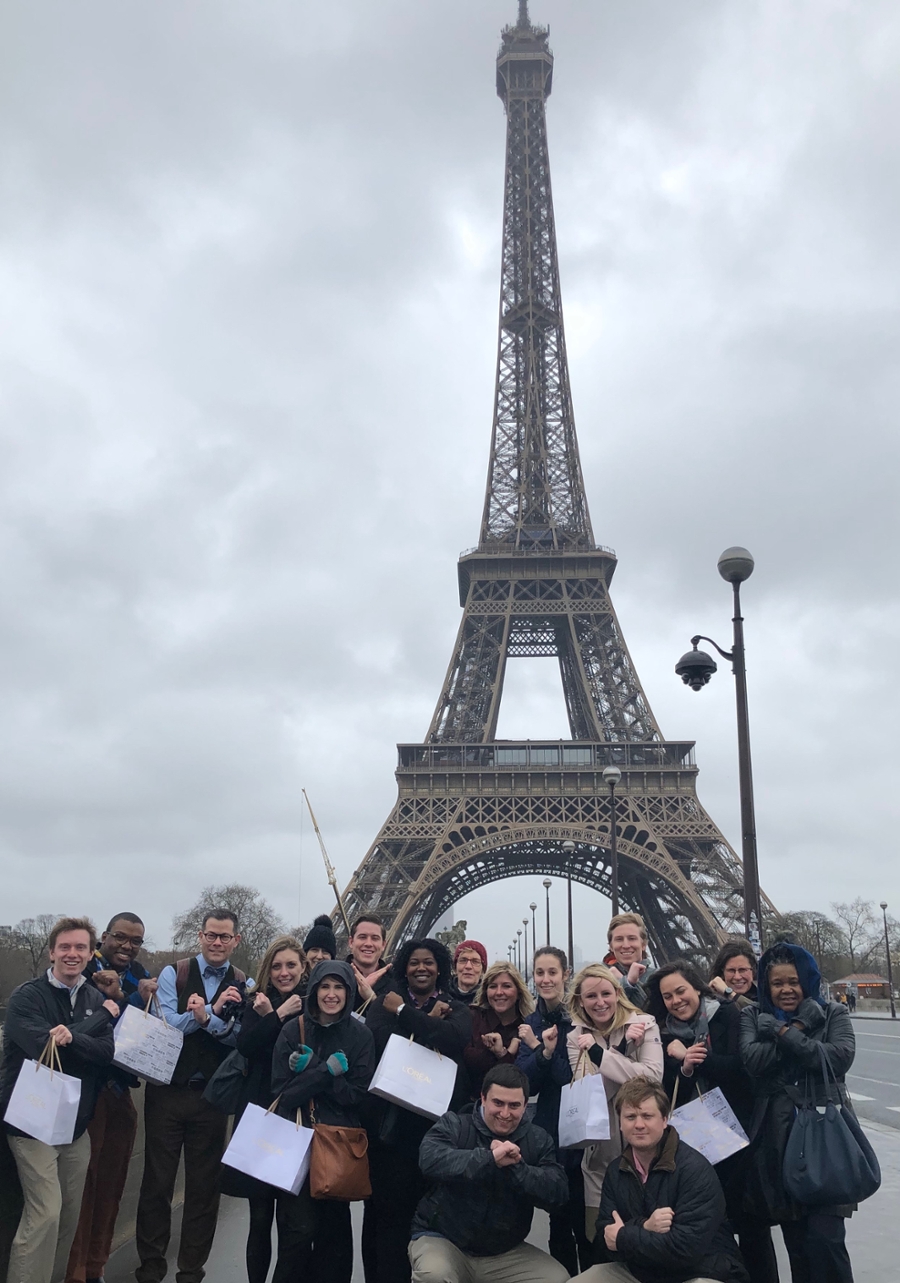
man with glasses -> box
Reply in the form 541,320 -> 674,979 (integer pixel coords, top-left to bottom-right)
135,909 -> 245,1283
66,913 -> 156,1283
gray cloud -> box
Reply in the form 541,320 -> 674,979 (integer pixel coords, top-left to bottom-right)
1,1 -> 897,961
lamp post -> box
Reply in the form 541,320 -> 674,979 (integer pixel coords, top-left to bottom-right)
517,930 -> 523,973
880,902 -> 897,1020
676,546 -> 762,954
523,918 -> 530,982
602,766 -> 622,916
530,902 -> 538,961
562,841 -> 576,972
543,879 -> 552,946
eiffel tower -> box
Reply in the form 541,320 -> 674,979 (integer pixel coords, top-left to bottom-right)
337,2 -> 774,961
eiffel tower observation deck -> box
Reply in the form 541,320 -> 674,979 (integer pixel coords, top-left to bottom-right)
337,3 -> 774,960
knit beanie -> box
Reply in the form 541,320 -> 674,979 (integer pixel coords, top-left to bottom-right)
303,914 -> 337,958
454,939 -> 488,970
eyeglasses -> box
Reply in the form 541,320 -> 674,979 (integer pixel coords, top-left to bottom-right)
201,932 -> 235,943
108,932 -> 144,948
724,967 -> 754,978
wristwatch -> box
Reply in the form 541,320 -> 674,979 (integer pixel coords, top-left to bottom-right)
723,986 -> 734,997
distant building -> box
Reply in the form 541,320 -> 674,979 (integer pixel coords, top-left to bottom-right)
832,974 -> 892,1000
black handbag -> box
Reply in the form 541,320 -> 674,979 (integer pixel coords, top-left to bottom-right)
202,1049 -> 249,1114
783,1043 -> 880,1206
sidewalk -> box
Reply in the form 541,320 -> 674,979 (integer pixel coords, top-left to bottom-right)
105,1120 -> 900,1283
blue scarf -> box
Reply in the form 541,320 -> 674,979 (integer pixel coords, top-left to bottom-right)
758,942 -> 826,1016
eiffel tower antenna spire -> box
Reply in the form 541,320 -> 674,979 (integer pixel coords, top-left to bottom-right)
337,13 -> 776,962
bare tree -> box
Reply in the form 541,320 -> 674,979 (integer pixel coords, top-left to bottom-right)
831,899 -> 880,972
171,885 -> 286,975
13,915 -> 62,977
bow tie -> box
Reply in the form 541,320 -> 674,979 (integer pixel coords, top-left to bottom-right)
203,966 -> 227,980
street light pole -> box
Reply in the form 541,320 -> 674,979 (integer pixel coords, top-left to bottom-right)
602,766 -> 622,916
881,902 -> 897,1020
523,918 -> 530,982
530,902 -> 538,961
676,547 -> 762,954
516,930 -> 522,973
543,879 -> 552,946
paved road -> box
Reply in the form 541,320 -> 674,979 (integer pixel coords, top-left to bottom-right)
847,1017 -> 900,1130
107,1118 -> 900,1283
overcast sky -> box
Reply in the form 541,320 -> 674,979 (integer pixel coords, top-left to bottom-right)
2,1 -> 898,964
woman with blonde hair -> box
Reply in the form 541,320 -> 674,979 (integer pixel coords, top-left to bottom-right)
463,961 -> 535,1098
566,962 -> 663,1241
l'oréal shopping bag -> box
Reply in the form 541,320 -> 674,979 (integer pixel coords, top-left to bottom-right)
113,1000 -> 184,1086
558,1064 -> 610,1149
669,1085 -> 748,1165
368,1034 -> 457,1120
222,1102 -> 315,1194
4,1040 -> 82,1145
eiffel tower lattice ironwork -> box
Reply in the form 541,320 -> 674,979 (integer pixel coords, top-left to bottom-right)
336,6 -> 775,960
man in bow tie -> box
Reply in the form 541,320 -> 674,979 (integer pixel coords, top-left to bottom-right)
135,909 -> 245,1283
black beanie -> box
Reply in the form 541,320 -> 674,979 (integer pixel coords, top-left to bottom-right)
303,914 -> 337,958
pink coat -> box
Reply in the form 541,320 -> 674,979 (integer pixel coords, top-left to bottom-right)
566,1010 -> 663,1216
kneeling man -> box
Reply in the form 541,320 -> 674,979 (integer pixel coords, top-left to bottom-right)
410,1064 -> 569,1283
574,1079 -> 748,1283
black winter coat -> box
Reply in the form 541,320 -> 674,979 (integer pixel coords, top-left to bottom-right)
236,987 -> 303,1111
413,1106 -> 568,1257
739,998 -> 856,1222
595,1127 -> 749,1283
660,1002 -> 752,1129
271,961 -> 375,1129
514,999 -> 573,1148
364,987 -> 472,1154
0,975 -> 115,1140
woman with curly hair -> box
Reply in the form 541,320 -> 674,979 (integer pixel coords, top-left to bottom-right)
566,962 -> 662,1242
363,937 -> 472,1283
708,938 -> 759,1010
463,961 -> 534,1098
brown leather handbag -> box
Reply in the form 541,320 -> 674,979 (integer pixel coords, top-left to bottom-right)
300,1018 -> 372,1201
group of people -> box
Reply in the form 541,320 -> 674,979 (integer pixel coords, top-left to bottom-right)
0,907 -> 862,1283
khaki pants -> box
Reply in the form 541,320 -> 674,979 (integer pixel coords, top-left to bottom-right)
573,1264 -> 720,1283
6,1131 -> 92,1283
409,1236 -> 570,1282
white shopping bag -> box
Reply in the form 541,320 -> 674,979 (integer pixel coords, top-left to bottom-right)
669,1085 -> 749,1165
4,1040 -> 82,1146
368,1034 -> 457,1120
222,1101 -> 315,1194
558,1065 -> 610,1149
113,1000 -> 184,1086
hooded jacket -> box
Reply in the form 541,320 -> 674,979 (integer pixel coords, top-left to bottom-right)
739,945 -> 856,1222
413,1104 -> 568,1257
595,1126 -> 749,1283
271,960 -> 375,1129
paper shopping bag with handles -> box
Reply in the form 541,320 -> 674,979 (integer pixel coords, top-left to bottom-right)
222,1101 -> 315,1194
4,1039 -> 82,1145
669,1084 -> 749,1165
368,1034 -> 457,1120
557,1057 -> 610,1149
113,999 -> 184,1086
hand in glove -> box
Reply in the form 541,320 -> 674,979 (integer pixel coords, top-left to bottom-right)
289,1046 -> 314,1073
326,1051 -> 349,1077
755,1013 -> 780,1041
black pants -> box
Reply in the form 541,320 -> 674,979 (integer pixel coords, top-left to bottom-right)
362,1140 -> 426,1283
270,1183 -> 354,1283
548,1160 -> 591,1275
782,1213 -> 853,1283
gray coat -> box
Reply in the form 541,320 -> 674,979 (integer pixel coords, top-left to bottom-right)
738,999 -> 856,1221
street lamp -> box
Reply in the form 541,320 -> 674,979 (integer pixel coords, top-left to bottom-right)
522,918 -> 530,982
676,546 -> 762,953
516,930 -> 522,972
562,841 -> 576,973
530,902 -> 538,961
543,879 -> 552,946
880,902 -> 896,1020
602,766 -> 622,916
